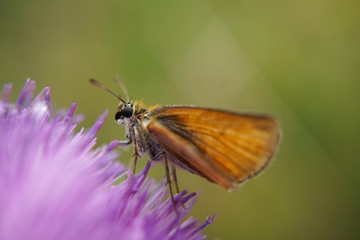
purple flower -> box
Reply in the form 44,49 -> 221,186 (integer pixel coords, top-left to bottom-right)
0,79 -> 214,240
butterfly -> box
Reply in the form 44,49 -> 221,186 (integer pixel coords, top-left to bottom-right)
90,79 -> 280,207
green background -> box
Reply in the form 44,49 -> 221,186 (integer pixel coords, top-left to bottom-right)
1,0 -> 359,239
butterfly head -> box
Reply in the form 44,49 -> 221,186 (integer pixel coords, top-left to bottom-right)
115,102 -> 134,124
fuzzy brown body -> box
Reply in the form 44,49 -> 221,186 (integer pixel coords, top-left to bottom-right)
119,102 -> 204,175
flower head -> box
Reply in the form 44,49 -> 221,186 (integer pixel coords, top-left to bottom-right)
0,79 -> 214,240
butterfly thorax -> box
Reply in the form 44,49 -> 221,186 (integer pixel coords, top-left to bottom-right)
116,100 -> 163,159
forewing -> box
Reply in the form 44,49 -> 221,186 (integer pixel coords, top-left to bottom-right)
145,106 -> 280,190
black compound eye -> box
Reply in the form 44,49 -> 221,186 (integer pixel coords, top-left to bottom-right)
121,105 -> 133,118
115,111 -> 124,121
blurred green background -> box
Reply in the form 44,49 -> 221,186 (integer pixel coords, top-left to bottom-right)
1,0 -> 359,239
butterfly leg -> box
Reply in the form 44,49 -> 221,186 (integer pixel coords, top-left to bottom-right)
163,153 -> 179,212
118,139 -> 132,147
171,166 -> 180,194
171,165 -> 190,211
117,139 -> 138,173
130,138 -> 140,173
151,151 -> 181,213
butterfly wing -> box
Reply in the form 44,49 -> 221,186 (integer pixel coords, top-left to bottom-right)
145,106 -> 280,190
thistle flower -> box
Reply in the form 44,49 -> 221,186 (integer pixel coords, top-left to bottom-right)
0,79 -> 214,240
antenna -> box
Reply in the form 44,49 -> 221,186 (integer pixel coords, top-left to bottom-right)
89,78 -> 126,104
114,74 -> 130,101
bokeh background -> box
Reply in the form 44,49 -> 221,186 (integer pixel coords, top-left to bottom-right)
1,0 -> 359,239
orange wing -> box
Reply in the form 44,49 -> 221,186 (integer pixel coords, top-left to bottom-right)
145,106 -> 280,190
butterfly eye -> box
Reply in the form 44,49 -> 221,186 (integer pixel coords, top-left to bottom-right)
115,111 -> 124,121
121,105 -> 133,118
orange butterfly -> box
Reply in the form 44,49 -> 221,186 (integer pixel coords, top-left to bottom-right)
90,79 -> 280,206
